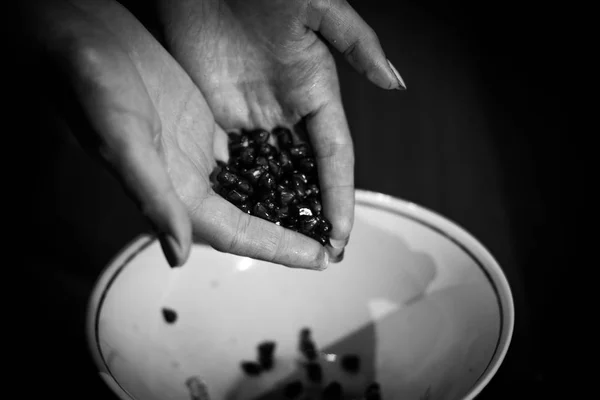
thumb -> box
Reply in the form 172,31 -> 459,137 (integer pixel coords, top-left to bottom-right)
63,34 -> 192,267
305,0 -> 406,90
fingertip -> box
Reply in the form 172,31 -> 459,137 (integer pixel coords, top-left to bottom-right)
327,231 -> 349,264
307,0 -> 398,91
156,214 -> 192,268
172,224 -> 193,267
326,246 -> 345,264
159,233 -> 184,267
318,247 -> 330,270
330,207 -> 353,243
330,236 -> 350,250
361,56 -> 401,91
290,239 -> 329,271
273,227 -> 330,271
173,199 -> 193,266
145,190 -> 192,268
321,186 -> 354,255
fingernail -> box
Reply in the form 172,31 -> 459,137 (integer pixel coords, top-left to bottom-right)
159,233 -> 183,268
330,237 -> 349,249
387,59 -> 407,90
327,246 -> 345,264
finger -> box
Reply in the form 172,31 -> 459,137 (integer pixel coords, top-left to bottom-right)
305,98 -> 355,261
67,36 -> 192,267
191,193 -> 329,270
21,0 -> 193,266
306,0 -> 406,90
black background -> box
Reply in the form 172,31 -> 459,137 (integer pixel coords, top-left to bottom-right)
4,0 -> 566,398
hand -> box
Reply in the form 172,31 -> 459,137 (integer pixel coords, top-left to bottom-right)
22,0 -> 328,270
157,0 -> 406,259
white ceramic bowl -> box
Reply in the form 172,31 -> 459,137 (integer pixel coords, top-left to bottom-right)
87,190 -> 514,400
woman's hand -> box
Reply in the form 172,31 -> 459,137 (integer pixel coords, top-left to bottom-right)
21,0 -> 329,270
157,0 -> 406,259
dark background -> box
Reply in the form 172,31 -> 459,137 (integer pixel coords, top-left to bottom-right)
5,0 -> 566,398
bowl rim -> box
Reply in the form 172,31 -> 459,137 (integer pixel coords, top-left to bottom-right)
86,189 -> 515,400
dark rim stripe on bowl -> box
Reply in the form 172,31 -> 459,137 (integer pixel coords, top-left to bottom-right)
95,237 -> 156,400
94,198 -> 505,399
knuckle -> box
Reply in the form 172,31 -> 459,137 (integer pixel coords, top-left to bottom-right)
254,221 -> 282,262
210,240 -> 229,254
342,40 -> 359,61
222,214 -> 282,263
343,28 -> 378,67
226,213 -> 252,254
267,228 -> 287,263
210,229 -> 234,254
308,0 -> 347,28
67,41 -> 163,154
70,42 -> 105,73
309,0 -> 334,15
319,136 -> 354,161
363,26 -> 379,43
67,39 -> 118,85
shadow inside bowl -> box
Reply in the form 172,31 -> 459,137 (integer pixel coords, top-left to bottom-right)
224,322 -> 378,400
89,193 -> 508,400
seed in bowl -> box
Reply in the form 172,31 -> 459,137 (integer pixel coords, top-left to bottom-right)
236,327 -> 385,399
240,361 -> 262,376
305,361 -> 323,383
161,307 -> 177,324
299,327 -> 319,361
340,354 -> 361,374
185,376 -> 210,400
283,380 -> 304,398
257,341 -> 277,370
364,382 -> 382,400
322,381 -> 343,400
212,128 -> 332,246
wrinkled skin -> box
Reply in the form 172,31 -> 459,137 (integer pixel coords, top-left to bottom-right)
21,0 -> 402,269
158,0 -> 402,256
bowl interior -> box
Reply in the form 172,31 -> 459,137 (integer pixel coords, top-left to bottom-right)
88,191 -> 513,400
